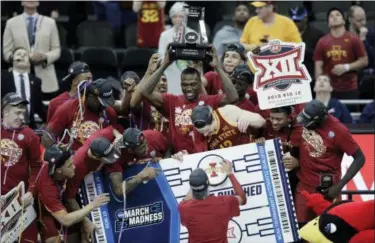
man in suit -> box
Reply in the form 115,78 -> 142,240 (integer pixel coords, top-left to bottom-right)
2,1 -> 61,98
1,47 -> 47,129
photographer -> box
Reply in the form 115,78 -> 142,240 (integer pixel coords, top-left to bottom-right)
140,44 -> 238,155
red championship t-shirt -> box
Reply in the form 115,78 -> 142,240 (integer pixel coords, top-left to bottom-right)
65,144 -> 103,199
47,98 -> 117,151
314,31 -> 367,92
137,1 -> 164,48
178,196 -> 240,243
236,98 -> 257,112
298,115 -> 359,186
1,125 -> 42,195
160,94 -> 223,154
47,92 -> 71,123
36,164 -> 67,214
262,120 -> 303,147
105,130 -> 169,173
204,71 -> 259,105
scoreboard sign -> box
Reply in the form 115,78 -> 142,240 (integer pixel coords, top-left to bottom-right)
80,139 -> 299,243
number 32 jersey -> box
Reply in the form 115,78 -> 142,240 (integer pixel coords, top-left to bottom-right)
137,1 -> 164,48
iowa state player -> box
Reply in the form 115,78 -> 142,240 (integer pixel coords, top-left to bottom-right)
42,79 -> 117,150
133,1 -> 165,48
191,104 -> 265,152
1,93 -> 42,243
141,45 -> 239,154
295,100 -> 365,226
36,146 -> 109,243
179,160 -> 246,243
86,126 -> 169,197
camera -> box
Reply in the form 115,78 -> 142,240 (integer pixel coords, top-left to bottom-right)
169,6 -> 212,61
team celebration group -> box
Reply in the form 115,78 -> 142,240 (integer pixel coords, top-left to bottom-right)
1,3 -> 368,243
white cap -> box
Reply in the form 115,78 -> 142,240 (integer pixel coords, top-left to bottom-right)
169,2 -> 189,18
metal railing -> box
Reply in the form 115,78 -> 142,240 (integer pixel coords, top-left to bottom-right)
341,190 -> 375,200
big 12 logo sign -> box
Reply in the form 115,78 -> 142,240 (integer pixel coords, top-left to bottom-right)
248,40 -> 313,110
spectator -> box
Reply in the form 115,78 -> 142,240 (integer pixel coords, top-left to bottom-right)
158,2 -> 192,94
289,6 -> 324,80
1,47 -> 47,128
314,74 -> 352,124
3,1 -> 61,100
93,1 -> 137,32
347,5 -> 375,70
359,101 -> 374,124
314,8 -> 368,100
213,4 -> 250,60
240,1 -> 301,52
133,1 -> 166,48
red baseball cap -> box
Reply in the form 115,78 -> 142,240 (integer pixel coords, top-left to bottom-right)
251,1 -> 274,8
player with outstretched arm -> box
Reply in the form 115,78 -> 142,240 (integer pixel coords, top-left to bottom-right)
178,159 -> 246,243
36,146 -> 110,243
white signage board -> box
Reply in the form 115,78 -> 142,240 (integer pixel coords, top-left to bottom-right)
247,40 -> 312,110
159,139 -> 300,243
1,182 -> 37,243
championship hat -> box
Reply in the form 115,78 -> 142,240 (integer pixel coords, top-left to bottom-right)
289,6 -> 308,21
296,100 -> 328,127
44,146 -> 72,176
223,42 -> 247,61
62,61 -> 90,81
120,128 -> 145,149
189,168 -> 210,198
191,104 -> 213,129
90,78 -> 115,107
231,64 -> 254,84
251,1 -> 274,8
90,137 -> 119,164
1,92 -> 29,109
121,71 -> 141,84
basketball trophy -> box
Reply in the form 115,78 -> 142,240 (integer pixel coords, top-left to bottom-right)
169,6 -> 212,61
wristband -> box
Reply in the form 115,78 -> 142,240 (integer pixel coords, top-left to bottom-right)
344,64 -> 350,72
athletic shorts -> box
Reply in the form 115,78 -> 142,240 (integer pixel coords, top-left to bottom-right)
18,219 -> 38,243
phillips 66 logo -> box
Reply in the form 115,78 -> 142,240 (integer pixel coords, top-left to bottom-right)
248,40 -> 312,110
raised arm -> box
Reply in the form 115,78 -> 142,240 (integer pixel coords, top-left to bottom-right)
208,46 -> 238,105
140,45 -> 172,109
220,105 -> 266,129
131,53 -> 160,108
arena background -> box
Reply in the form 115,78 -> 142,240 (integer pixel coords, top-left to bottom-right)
1,0 -> 374,200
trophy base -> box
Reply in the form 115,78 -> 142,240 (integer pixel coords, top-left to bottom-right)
170,43 -> 212,61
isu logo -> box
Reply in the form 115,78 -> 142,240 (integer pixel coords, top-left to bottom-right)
227,219 -> 242,243
197,154 -> 227,186
248,40 -> 311,91
0,139 -> 23,166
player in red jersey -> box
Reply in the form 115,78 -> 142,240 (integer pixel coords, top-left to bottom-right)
64,137 -> 120,242
191,104 -> 265,152
43,78 -> 118,150
141,45 -> 239,154
103,127 -> 170,196
133,1 -> 165,48
258,106 -> 303,196
1,93 -> 42,243
295,100 -> 365,225
203,43 -> 259,105
179,159 -> 246,243
36,146 -> 109,243
314,8 -> 368,99
47,61 -> 93,122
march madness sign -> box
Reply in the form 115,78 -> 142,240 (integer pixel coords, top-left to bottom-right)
248,40 -> 312,110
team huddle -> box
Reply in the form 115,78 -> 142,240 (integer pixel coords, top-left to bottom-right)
1,42 -> 366,243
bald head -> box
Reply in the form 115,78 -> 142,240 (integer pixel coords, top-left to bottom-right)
349,5 -> 367,30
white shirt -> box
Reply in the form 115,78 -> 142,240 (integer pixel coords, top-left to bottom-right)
13,70 -> 31,113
